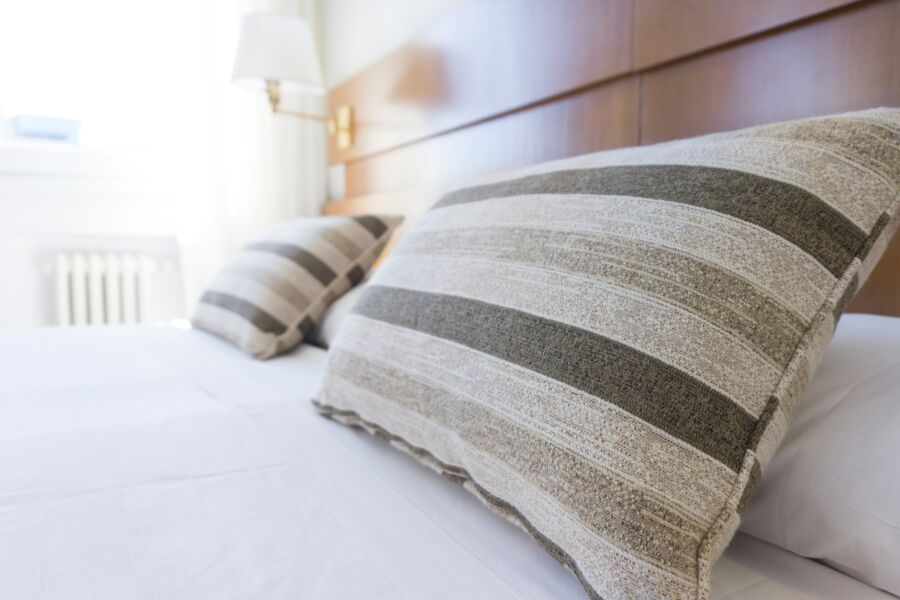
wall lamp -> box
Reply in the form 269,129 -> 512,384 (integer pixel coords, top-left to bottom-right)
232,13 -> 353,149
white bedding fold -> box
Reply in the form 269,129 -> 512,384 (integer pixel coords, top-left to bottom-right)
0,324 -> 893,600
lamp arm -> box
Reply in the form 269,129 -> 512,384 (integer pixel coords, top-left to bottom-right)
273,108 -> 333,124
265,79 -> 336,132
264,79 -> 351,145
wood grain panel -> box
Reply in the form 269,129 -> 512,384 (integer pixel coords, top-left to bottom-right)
633,0 -> 859,69
323,190 -> 423,265
328,0 -> 632,164
848,233 -> 900,315
640,0 -> 900,144
344,76 -> 639,197
324,0 -> 899,315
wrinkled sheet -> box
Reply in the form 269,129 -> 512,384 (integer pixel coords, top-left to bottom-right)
0,324 -> 892,600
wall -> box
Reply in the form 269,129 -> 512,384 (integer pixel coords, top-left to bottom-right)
0,0 -> 330,329
320,0 -> 467,199
0,0 -> 220,329
0,143 -> 189,328
321,0 -> 467,87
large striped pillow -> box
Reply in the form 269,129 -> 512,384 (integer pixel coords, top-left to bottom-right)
193,214 -> 401,358
314,109 -> 900,599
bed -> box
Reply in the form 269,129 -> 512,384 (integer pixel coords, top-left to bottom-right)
1,318 -> 895,600
4,2 -> 900,598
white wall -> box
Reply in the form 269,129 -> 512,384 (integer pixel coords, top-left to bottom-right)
0,0 -> 330,329
0,0 -> 221,329
1,0 -> 458,329
0,143 -> 190,328
321,0 -> 467,87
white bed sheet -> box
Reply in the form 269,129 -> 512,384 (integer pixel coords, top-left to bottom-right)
0,324 -> 893,600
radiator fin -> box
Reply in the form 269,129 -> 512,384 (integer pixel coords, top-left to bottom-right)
52,252 -> 163,326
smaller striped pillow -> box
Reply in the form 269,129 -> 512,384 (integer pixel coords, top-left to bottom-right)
193,214 -> 402,358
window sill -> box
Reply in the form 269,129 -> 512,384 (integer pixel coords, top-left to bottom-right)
0,140 -> 152,180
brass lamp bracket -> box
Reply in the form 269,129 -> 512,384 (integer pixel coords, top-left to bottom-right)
265,80 -> 353,149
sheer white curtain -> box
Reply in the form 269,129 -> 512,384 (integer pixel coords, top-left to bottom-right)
189,0 -> 327,301
0,0 -> 327,311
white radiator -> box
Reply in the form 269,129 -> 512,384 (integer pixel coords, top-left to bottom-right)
51,252 -> 173,326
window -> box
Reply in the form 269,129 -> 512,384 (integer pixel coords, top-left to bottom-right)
0,0 -> 215,151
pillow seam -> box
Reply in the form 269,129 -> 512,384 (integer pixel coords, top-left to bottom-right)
695,194 -> 900,598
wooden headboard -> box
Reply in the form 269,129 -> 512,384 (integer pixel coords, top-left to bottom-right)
324,0 -> 900,315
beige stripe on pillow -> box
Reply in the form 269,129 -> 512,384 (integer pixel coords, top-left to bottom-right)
314,109 -> 900,599
193,214 -> 402,358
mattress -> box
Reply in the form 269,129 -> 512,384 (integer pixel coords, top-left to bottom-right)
0,323 -> 893,600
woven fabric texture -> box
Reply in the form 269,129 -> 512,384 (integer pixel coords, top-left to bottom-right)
315,109 -> 900,599
194,214 -> 401,358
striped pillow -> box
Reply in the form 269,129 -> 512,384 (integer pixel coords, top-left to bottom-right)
314,109 -> 900,599
193,214 -> 401,358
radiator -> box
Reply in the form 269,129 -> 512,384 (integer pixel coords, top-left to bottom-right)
51,252 -> 172,326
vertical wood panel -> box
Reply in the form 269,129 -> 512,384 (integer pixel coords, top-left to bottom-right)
640,0 -> 900,144
328,0 -> 633,164
633,0 -> 859,68
848,234 -> 900,316
344,77 -> 639,197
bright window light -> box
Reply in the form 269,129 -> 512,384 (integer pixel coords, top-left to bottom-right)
0,0 -> 214,150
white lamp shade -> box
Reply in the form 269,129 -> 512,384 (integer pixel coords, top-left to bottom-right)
232,13 -> 325,94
